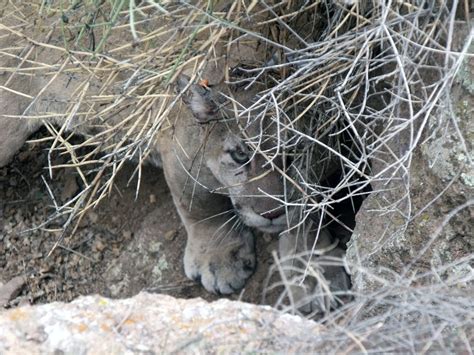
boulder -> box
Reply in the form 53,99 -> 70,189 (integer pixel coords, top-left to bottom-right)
347,28 -> 473,293
0,292 -> 323,353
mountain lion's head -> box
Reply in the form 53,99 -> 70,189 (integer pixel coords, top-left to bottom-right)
176,75 -> 289,234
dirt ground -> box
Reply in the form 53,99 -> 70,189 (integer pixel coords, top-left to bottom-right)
0,130 -> 282,308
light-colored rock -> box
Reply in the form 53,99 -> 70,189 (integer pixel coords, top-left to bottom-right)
346,26 -> 473,293
0,292 -> 322,354
0,276 -> 26,307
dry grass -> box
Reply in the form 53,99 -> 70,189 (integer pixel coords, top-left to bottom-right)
1,0 -> 472,352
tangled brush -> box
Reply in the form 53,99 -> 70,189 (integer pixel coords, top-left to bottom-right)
1,0 -> 472,352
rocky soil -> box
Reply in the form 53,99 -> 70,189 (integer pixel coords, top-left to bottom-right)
0,130 -> 282,309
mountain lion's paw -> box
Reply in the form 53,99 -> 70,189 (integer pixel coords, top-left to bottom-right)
184,229 -> 256,294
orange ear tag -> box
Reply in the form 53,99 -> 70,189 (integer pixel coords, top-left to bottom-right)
199,79 -> 209,88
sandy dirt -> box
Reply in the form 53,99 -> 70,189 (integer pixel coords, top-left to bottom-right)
0,130 -> 281,308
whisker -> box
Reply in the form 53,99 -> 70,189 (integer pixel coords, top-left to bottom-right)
210,213 -> 238,244
191,208 -> 235,226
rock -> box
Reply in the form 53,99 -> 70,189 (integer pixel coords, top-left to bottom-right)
92,239 -> 106,252
87,212 -> 99,224
1,290 -> 469,353
346,27 -> 473,294
0,276 -> 26,307
163,229 -> 177,241
0,292 -> 323,353
105,209 -> 172,298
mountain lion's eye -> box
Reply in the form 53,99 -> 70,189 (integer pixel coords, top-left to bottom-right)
230,149 -> 249,164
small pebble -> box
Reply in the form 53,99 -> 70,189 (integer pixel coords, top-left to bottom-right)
93,240 -> 106,252
164,230 -> 177,241
88,212 -> 99,224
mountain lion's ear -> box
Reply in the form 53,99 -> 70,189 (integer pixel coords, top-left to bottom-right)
176,74 -> 218,123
